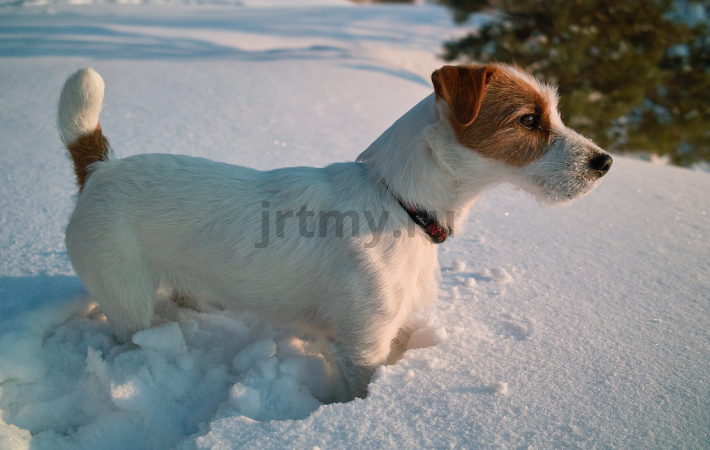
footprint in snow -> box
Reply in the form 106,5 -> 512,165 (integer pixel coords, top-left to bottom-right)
450,264 -> 512,288
480,267 -> 512,284
497,313 -> 533,341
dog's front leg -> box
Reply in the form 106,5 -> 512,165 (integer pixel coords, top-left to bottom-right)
329,340 -> 379,401
329,309 -> 405,401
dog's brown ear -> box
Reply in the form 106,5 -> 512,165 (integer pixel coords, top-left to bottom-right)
431,65 -> 496,126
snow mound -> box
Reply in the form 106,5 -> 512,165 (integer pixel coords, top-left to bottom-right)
407,326 -> 448,350
0,300 -> 345,449
231,338 -> 277,373
0,280 -> 454,449
451,260 -> 466,272
0,294 -> 449,448
132,322 -> 187,352
489,382 -> 508,395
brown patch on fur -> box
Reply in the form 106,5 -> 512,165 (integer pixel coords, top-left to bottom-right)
431,65 -> 496,126
66,126 -> 110,190
437,64 -> 553,167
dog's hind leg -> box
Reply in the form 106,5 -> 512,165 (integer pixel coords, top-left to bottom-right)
67,231 -> 158,343
87,263 -> 157,344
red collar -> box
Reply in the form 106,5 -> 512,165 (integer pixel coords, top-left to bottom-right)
383,182 -> 452,244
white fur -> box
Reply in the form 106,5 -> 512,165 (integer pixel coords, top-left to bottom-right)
57,68 -> 104,144
60,64 -> 609,401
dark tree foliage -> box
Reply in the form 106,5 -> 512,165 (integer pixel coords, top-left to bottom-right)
441,0 -> 710,166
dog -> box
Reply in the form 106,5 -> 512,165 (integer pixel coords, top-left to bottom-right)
58,64 -> 611,401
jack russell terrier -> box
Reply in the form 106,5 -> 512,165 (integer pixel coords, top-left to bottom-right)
58,64 -> 612,401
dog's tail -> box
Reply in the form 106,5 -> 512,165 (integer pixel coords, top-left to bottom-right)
58,68 -> 111,190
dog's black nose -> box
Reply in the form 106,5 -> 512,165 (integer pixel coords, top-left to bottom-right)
589,153 -> 613,175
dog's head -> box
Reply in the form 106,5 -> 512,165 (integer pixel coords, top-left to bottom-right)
431,63 -> 612,204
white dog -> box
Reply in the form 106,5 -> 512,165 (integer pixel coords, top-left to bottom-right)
58,64 -> 611,401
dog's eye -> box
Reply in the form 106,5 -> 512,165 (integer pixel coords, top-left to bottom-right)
519,114 -> 539,129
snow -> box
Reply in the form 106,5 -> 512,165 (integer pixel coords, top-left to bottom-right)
132,322 -> 187,352
406,325 -> 447,351
1,1 -> 709,449
451,260 -> 466,272
480,267 -> 512,284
